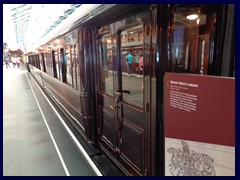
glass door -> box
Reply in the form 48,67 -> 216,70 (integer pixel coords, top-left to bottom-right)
97,28 -> 118,154
97,11 -> 151,175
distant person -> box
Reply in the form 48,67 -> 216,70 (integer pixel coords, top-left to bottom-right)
4,54 -> 10,69
138,54 -> 144,77
12,56 -> 16,68
125,51 -> 134,76
16,57 -> 20,68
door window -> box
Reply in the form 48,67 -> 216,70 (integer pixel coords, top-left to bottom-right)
65,46 -> 73,86
99,30 -> 115,96
74,44 -> 81,92
120,24 -> 144,107
171,5 -> 216,74
55,51 -> 59,79
45,52 -> 54,77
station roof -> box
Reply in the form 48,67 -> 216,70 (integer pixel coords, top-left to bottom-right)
8,4 -> 81,49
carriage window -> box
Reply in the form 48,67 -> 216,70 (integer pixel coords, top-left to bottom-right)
42,53 -> 46,72
36,55 -> 41,70
55,50 -> 60,79
99,31 -> 115,96
39,53 -> 44,71
171,5 -> 215,74
74,44 -> 81,92
65,46 -> 73,86
121,24 -> 144,107
45,52 -> 54,77
71,46 -> 75,89
58,49 -> 63,81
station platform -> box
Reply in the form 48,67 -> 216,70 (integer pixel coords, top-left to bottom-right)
3,63 -> 123,176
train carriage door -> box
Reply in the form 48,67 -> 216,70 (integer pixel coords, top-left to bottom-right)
97,29 -> 118,159
97,11 -> 151,175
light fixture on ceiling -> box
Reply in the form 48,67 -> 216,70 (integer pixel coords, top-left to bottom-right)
186,14 -> 199,20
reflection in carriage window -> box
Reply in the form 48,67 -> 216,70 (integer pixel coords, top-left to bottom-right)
74,44 -> 81,92
171,5 -> 216,75
99,31 -> 115,96
65,46 -> 73,86
55,51 -> 60,79
45,51 -> 54,77
121,24 -> 144,107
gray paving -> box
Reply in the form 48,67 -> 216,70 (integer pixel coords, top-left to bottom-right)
3,67 -> 65,176
3,65 -> 100,176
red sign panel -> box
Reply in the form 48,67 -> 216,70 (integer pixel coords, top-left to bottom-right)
164,73 -> 235,147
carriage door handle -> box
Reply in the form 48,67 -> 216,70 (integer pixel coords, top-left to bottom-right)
109,90 -> 130,109
110,91 -> 121,109
120,90 -> 130,94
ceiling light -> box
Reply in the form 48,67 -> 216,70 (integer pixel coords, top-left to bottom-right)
186,14 -> 198,20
